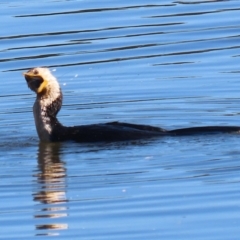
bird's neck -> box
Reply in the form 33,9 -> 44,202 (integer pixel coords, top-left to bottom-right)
33,91 -> 65,142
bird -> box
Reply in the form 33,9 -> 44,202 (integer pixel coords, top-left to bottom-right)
23,67 -> 240,142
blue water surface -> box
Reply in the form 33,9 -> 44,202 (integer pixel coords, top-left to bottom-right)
1,0 -> 240,239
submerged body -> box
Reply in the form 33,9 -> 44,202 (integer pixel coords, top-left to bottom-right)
23,67 -> 240,142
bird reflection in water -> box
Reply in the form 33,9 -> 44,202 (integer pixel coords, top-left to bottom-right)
33,142 -> 68,236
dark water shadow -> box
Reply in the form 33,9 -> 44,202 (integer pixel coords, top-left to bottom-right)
33,142 -> 68,236
31,139 -> 157,236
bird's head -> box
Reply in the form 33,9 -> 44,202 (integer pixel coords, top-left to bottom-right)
23,67 -> 60,97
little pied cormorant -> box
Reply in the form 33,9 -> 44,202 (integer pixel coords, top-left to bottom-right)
23,67 -> 240,142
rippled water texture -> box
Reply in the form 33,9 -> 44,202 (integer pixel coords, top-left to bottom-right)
1,0 -> 240,239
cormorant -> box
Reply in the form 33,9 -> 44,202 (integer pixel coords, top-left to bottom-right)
23,67 -> 240,142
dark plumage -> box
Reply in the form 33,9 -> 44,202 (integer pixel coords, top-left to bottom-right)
50,122 -> 168,142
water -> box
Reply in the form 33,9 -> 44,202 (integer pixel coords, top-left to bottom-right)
1,0 -> 240,239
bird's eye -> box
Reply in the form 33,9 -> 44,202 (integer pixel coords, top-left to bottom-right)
33,69 -> 39,75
